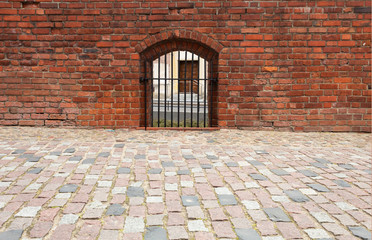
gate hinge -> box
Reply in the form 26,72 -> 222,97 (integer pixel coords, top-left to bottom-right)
140,77 -> 148,83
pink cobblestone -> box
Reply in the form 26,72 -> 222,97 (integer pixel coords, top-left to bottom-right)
194,232 -> 215,240
167,213 -> 185,226
39,208 -> 60,222
29,221 -> 53,238
50,224 -> 75,240
276,222 -> 303,239
76,220 -> 101,240
209,208 -> 228,221
256,220 -> 278,236
212,221 -> 236,238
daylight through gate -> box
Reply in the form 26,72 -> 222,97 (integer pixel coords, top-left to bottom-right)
142,50 -> 217,128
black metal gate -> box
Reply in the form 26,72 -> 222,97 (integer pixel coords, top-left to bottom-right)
141,50 -> 216,128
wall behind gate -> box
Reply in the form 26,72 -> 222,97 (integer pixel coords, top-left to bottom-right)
0,0 -> 370,132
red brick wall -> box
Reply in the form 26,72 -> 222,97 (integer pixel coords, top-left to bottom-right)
0,0 -> 371,132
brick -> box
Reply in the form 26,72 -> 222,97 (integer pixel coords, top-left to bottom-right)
319,96 -> 337,102
4,16 -> 20,21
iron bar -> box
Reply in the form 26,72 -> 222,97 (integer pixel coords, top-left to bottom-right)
164,52 -> 167,126
197,55 -> 200,127
150,57 -> 154,127
177,50 -> 180,127
171,51 -> 174,127
144,61 -> 147,129
210,59 -> 213,127
190,52 -> 194,127
157,54 -> 160,127
184,51 -> 187,126
204,57 -> 207,127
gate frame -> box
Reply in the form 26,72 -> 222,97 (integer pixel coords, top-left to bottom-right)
136,30 -> 222,129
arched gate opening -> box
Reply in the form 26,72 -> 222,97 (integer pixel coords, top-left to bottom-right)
140,39 -> 218,129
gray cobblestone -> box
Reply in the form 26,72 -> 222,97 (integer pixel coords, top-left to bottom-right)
235,228 -> 261,240
0,229 -> 23,240
348,226 -> 372,240
27,167 -> 43,174
298,169 -> 318,177
59,184 -> 78,193
264,208 -> 291,222
117,167 -> 131,174
308,184 -> 330,192
145,227 -> 167,240
181,196 -> 199,206
284,190 -> 310,202
148,168 -> 162,174
271,169 -> 290,176
106,204 -> 125,216
249,173 -> 268,181
218,194 -> 238,206
69,156 -> 82,161
127,187 -> 144,198
334,179 -> 351,187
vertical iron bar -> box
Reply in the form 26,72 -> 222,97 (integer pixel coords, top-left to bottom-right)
204,58 -> 207,127
171,51 -> 174,127
197,55 -> 200,127
177,50 -> 180,127
151,56 -> 153,127
164,52 -> 167,126
184,51 -> 187,127
157,54 -> 160,127
191,53 -> 194,127
144,61 -> 147,129
210,59 -> 213,128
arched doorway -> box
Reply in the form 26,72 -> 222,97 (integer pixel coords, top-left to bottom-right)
140,39 -> 218,128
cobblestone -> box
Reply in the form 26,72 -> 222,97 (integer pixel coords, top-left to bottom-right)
0,127 -> 370,239
348,226 -> 372,240
168,226 -> 188,239
218,194 -> 238,206
0,229 -> 23,240
264,207 -> 291,222
144,227 -> 167,240
310,211 -> 335,223
236,228 -> 261,240
124,217 -> 145,233
59,184 -> 78,193
106,204 -> 125,216
187,220 -> 208,232
308,183 -> 330,192
181,195 -> 199,206
242,200 -> 261,210
14,206 -> 41,218
284,189 -> 310,202
304,228 -> 331,239
59,214 -> 79,225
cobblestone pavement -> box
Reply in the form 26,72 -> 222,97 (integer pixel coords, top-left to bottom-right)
0,127 -> 371,240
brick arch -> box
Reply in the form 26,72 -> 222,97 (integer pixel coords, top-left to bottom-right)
135,29 -> 223,62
